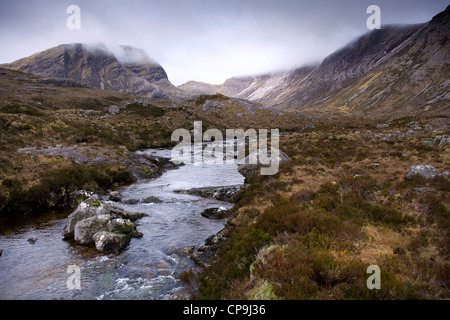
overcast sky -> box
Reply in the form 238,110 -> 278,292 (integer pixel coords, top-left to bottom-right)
0,0 -> 448,85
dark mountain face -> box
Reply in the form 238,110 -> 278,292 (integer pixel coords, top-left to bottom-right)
1,43 -> 185,100
180,6 -> 450,119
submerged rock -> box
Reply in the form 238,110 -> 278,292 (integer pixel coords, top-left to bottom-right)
122,199 -> 140,205
174,185 -> 242,202
143,196 -> 163,203
121,211 -> 146,221
200,207 -> 230,220
109,191 -> 122,202
27,237 -> 38,244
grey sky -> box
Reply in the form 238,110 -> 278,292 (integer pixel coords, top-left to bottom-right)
0,0 -> 448,85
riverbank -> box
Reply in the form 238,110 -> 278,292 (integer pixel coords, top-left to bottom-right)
0,146 -> 181,216
190,117 -> 449,300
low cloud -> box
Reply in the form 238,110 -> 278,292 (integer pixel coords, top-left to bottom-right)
0,0 -> 447,85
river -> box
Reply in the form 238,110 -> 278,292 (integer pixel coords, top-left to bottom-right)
0,147 -> 245,300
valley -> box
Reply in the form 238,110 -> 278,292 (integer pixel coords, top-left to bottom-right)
0,5 -> 448,301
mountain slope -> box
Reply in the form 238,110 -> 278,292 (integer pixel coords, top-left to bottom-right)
180,6 -> 450,119
1,43 -> 185,100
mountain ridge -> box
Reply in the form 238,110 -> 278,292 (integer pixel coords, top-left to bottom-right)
1,43 -> 186,101
179,6 -> 450,119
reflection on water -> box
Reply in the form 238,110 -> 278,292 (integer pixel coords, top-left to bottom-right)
0,148 -> 244,300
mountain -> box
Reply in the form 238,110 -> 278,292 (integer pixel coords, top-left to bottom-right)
1,43 -> 185,100
180,6 -> 450,119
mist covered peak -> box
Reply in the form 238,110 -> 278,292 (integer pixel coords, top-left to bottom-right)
110,45 -> 159,66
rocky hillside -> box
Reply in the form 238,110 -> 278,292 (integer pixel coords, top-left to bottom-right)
180,6 -> 450,119
1,43 -> 186,100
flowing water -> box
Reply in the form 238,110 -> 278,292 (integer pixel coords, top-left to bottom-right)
0,147 -> 244,300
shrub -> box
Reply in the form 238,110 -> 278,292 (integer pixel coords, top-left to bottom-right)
125,103 -> 165,117
1,103 -> 45,116
0,164 -> 135,216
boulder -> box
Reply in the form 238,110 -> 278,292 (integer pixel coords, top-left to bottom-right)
439,136 -> 450,146
62,194 -> 143,253
406,165 -> 440,180
110,218 -> 137,234
184,245 -> 218,268
93,231 -> 130,253
246,280 -> 279,300
109,191 -> 122,202
143,196 -> 163,203
121,211 -> 146,221
62,195 -> 103,239
73,215 -> 138,246
74,214 -> 113,245
108,105 -> 120,115
27,237 -> 38,244
237,150 -> 290,182
122,199 -> 140,205
68,190 -> 94,209
184,229 -> 229,268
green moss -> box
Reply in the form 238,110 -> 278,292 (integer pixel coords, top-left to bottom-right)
246,280 -> 279,300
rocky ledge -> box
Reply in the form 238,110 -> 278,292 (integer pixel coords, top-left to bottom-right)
174,185 -> 243,203
62,194 -> 146,253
